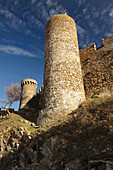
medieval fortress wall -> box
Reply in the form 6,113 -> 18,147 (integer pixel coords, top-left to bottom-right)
19,14 -> 113,125
80,36 -> 113,97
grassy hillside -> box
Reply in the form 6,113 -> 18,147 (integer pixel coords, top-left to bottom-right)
0,93 -> 113,169
0,113 -> 36,132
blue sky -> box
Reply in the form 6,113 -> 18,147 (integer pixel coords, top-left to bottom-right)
0,0 -> 113,110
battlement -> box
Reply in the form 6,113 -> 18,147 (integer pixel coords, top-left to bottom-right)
102,35 -> 113,46
36,86 -> 44,95
81,43 -> 96,52
80,43 -> 96,61
21,78 -> 37,86
80,35 -> 113,53
80,35 -> 113,97
80,35 -> 113,62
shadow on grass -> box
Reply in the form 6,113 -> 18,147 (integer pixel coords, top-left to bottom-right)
1,105 -> 113,170
1,94 -> 113,169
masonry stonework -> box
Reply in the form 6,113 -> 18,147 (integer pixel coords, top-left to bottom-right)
80,36 -> 113,97
19,14 -> 113,126
37,14 -> 85,125
19,78 -> 37,110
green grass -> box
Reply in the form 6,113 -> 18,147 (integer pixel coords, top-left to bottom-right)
72,93 -> 113,114
0,113 -> 36,133
0,92 -> 113,136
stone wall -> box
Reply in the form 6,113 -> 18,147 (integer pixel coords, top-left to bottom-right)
80,36 -> 113,98
20,85 -> 44,111
18,86 -> 44,123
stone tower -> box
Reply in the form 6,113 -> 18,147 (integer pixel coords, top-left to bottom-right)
19,78 -> 37,110
37,14 -> 85,125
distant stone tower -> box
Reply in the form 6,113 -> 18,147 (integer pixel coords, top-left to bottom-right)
19,78 -> 37,110
37,14 -> 85,125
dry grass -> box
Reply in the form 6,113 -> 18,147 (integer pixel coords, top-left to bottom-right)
76,92 -> 113,112
0,92 -> 113,135
0,92 -> 113,170
0,113 -> 36,133
35,92 -> 113,133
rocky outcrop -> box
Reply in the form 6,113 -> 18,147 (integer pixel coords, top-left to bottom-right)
0,125 -> 32,160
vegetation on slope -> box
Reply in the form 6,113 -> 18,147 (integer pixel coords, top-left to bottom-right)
0,113 -> 36,133
0,93 -> 113,169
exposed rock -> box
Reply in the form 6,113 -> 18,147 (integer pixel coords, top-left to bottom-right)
0,95 -> 113,169
5,145 -> 11,152
15,142 -> 19,149
31,123 -> 36,127
0,154 -> 3,159
24,120 -> 29,124
65,159 -> 82,170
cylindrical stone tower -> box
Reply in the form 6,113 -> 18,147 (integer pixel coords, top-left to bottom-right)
19,78 -> 37,110
37,14 -> 85,125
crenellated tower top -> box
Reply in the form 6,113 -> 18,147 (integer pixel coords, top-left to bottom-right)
21,78 -> 37,86
19,78 -> 37,110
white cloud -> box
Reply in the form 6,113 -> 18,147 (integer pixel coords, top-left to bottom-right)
109,9 -> 113,17
0,8 -> 41,38
0,9 -> 26,31
76,24 -> 87,48
78,0 -> 85,6
0,1 -> 67,35
14,0 -> 18,5
85,15 -> 90,20
46,0 -> 57,8
31,0 -> 36,4
33,0 -> 67,20
0,45 -> 37,57
76,24 -> 85,37
94,29 -> 99,35
48,6 -> 67,19
101,3 -> 113,16
0,9 -> 12,19
91,6 -> 99,18
105,32 -> 113,37
82,8 -> 87,14
28,15 -> 44,29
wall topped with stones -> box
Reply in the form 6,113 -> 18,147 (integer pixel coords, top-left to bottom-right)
80,35 -> 113,97
26,85 -> 44,111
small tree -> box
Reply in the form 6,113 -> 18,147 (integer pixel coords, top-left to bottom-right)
1,83 -> 21,115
